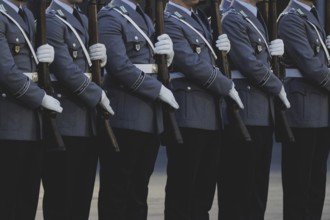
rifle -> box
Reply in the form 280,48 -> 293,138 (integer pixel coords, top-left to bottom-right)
326,0 -> 330,48
88,0 -> 120,152
211,0 -> 252,141
259,0 -> 295,142
145,0 -> 153,21
35,0 -> 65,151
154,0 -> 183,145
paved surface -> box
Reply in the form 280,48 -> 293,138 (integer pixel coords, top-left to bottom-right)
36,143 -> 330,220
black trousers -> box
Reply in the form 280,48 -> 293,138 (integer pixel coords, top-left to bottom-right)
0,140 -> 43,220
42,136 -> 98,220
282,128 -> 330,220
164,128 -> 221,220
218,126 -> 273,220
98,128 -> 160,220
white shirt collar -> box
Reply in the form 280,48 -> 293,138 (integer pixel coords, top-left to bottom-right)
237,0 -> 257,17
121,0 -> 137,10
3,0 -> 21,13
293,0 -> 313,11
168,1 -> 192,16
54,0 -> 74,14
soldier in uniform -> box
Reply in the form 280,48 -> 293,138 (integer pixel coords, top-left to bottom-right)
41,0 -> 114,219
163,0 -> 244,219
97,0 -> 178,219
0,0 -> 62,219
218,0 -> 290,219
278,1 -> 330,219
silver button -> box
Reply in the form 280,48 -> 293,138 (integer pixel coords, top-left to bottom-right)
57,94 -> 62,98
196,39 -> 199,43
73,43 -> 76,47
1,93 -> 6,98
187,86 -> 191,90
135,36 -> 139,40
258,38 -> 261,42
247,86 -> 251,90
16,38 -> 19,42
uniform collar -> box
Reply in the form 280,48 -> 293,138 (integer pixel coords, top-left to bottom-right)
236,0 -> 257,17
293,0 -> 313,11
2,0 -> 21,13
121,0 -> 137,10
168,1 -> 192,16
54,0 -> 74,14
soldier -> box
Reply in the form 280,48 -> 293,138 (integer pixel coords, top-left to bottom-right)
0,0 -> 62,219
97,0 -> 178,219
163,0 -> 244,219
41,0 -> 114,219
218,0 -> 290,219
278,1 -> 330,219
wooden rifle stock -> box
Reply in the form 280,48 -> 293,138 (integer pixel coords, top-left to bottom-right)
88,0 -> 120,152
155,0 -> 183,145
266,0 -> 295,142
326,0 -> 330,60
211,0 -> 252,141
36,0 -> 65,152
145,0 -> 153,21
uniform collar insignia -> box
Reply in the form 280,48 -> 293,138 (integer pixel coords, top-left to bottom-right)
0,4 -> 6,12
119,6 -> 128,14
56,9 -> 65,17
239,10 -> 248,19
174,11 -> 183,19
296,8 -> 306,17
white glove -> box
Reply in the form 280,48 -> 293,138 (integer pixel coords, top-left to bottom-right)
216,34 -> 231,53
99,90 -> 114,115
326,35 -> 330,49
89,43 -> 107,67
154,34 -> 174,67
41,93 -> 63,113
36,44 -> 54,64
278,86 -> 290,109
158,85 -> 179,109
269,39 -> 284,56
228,83 -> 244,109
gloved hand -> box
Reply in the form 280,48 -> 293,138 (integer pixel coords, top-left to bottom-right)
326,35 -> 330,49
158,85 -> 179,109
36,44 -> 54,64
41,93 -> 63,113
278,86 -> 290,108
89,43 -> 107,67
99,90 -> 115,115
216,34 -> 231,53
154,34 -> 174,67
269,39 -> 284,56
228,83 -> 244,109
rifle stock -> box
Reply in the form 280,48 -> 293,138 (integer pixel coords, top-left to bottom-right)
36,0 -> 65,152
88,0 -> 120,152
211,0 -> 252,141
154,0 -> 183,145
267,0 -> 295,142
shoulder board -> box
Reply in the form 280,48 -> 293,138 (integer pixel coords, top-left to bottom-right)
287,8 -> 307,18
118,5 -> 128,14
0,4 -> 6,12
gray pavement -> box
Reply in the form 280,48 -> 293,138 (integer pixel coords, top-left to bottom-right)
36,143 -> 330,220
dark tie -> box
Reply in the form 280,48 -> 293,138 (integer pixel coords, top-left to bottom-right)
18,8 -> 26,23
136,5 -> 148,25
191,11 -> 203,26
73,8 -> 83,26
310,6 -> 320,21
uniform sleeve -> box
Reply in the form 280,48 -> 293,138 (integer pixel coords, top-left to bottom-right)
222,13 -> 282,95
98,11 -> 162,101
164,17 -> 232,97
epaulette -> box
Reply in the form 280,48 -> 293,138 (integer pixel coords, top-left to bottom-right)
286,8 -> 307,18
116,5 -> 128,14
223,8 -> 240,17
173,11 -> 183,19
0,4 -> 7,12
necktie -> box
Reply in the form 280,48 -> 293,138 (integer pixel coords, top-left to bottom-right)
191,11 -> 203,26
310,7 -> 320,21
18,8 -> 26,23
73,8 -> 83,26
136,5 -> 147,25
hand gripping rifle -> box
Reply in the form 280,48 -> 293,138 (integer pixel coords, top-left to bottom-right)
211,0 -> 252,141
36,0 -> 65,151
88,0 -> 120,152
154,0 -> 183,145
259,0 -> 295,142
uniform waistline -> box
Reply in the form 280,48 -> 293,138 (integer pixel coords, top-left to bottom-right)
49,73 -> 92,81
134,64 -> 158,74
285,68 -> 303,78
231,70 -> 246,79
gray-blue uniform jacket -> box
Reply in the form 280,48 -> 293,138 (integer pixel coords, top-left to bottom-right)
278,1 -> 330,128
222,1 -> 283,126
164,3 -> 233,130
0,2 -> 45,141
46,2 -> 102,137
98,0 -> 163,134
